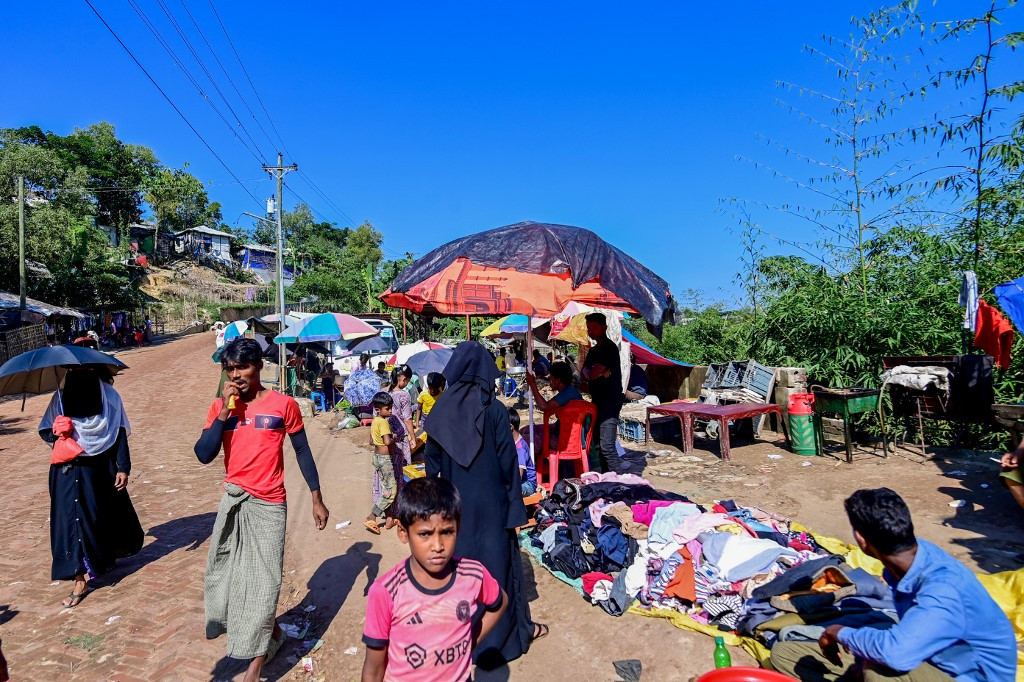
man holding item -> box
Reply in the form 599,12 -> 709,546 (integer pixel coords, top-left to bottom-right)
194,338 -> 330,682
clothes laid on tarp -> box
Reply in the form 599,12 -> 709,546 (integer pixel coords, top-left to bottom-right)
975,300 -> 1014,370
526,477 -> 905,660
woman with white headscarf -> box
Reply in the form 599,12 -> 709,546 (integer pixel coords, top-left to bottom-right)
38,369 -> 144,608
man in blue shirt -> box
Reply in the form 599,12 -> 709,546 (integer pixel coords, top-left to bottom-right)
771,488 -> 1016,681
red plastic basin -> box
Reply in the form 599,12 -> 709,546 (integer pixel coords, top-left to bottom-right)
696,668 -> 796,682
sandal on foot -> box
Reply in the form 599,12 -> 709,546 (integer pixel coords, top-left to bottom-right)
265,631 -> 285,664
530,622 -> 549,642
384,518 -> 397,531
62,587 -> 91,609
363,519 -> 382,535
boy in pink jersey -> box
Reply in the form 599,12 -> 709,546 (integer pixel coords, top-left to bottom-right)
361,478 -> 507,682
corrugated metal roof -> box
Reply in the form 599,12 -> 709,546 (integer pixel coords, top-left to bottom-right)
180,225 -> 233,238
0,291 -> 85,319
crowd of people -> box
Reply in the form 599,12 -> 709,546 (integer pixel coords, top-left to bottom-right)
25,315 -> 1023,682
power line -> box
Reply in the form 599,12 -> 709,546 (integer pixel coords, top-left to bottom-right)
295,171 -> 358,228
152,0 -> 268,161
124,0 -> 265,165
208,0 -> 293,160
175,0 -> 280,154
84,0 -> 263,208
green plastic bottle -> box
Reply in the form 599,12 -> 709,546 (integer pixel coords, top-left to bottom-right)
713,636 -> 732,669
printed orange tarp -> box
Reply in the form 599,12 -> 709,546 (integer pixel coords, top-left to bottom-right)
382,258 -> 640,319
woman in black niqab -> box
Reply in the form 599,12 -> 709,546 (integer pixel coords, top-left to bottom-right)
425,341 -> 546,669
38,368 -> 143,608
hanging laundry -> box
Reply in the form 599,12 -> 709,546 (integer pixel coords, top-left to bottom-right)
994,275 -> 1024,334
959,271 -> 979,331
975,300 -> 1014,370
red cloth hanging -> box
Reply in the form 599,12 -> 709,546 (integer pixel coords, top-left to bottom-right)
975,300 -> 1014,370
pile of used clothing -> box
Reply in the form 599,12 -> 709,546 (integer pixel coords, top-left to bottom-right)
528,473 -> 896,650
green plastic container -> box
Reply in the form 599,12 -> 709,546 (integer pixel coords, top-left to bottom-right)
788,413 -> 819,456
787,392 -> 818,456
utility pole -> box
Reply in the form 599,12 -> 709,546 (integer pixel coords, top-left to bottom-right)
18,176 -> 26,311
262,153 -> 298,393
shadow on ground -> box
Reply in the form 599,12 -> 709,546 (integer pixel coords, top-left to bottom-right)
210,541 -> 382,682
100,512 -> 217,587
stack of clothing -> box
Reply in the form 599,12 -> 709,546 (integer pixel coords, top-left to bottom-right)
528,477 -> 897,651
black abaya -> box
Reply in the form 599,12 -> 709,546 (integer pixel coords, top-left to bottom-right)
45,428 -> 144,581
425,399 -> 532,669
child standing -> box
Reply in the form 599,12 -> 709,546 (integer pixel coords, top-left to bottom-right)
365,392 -> 397,535
415,372 -> 446,435
508,408 -> 537,496
361,478 -> 507,682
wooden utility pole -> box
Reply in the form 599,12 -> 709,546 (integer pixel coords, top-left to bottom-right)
18,176 -> 26,310
465,314 -> 471,340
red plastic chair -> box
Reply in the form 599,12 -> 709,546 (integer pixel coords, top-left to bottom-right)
537,400 -> 597,491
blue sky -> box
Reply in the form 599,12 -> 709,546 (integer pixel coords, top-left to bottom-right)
4,1 -> 1012,304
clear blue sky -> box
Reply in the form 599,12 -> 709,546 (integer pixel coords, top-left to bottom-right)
4,1 -> 1004,304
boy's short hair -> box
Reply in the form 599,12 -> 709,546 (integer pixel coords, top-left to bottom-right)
221,338 -> 263,367
585,312 -> 607,326
549,361 -> 573,386
507,406 -> 521,431
426,372 -> 445,390
371,391 -> 393,409
396,477 -> 461,528
844,487 -> 916,555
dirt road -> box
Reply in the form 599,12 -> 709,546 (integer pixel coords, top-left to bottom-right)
0,333 -> 1019,681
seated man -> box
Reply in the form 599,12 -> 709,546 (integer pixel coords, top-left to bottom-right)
524,361 -> 584,449
319,363 -> 339,409
625,354 -> 648,401
999,435 -> 1024,511
532,349 -> 550,379
770,487 -> 1016,682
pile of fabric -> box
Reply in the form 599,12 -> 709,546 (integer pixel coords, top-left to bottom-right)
527,474 -> 896,653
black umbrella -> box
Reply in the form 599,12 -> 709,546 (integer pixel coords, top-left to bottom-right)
0,345 -> 129,396
405,348 -> 454,378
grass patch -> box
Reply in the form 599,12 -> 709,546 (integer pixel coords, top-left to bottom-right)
65,633 -> 104,651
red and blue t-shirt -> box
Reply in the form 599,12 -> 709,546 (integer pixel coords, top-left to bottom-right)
204,390 -> 303,503
363,557 -> 501,682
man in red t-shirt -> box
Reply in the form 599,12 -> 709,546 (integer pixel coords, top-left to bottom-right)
194,338 -> 329,682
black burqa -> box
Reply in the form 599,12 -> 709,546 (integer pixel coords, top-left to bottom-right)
425,341 -> 532,669
40,371 -> 144,581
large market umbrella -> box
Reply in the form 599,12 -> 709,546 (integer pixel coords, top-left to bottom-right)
381,221 -> 674,334
388,340 -> 447,366
275,313 -> 379,344
380,221 -> 674,462
0,345 -> 129,396
405,348 -> 454,378
549,301 -> 595,337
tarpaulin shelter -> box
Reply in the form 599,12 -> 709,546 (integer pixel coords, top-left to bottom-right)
380,221 -> 675,463
381,221 -> 675,336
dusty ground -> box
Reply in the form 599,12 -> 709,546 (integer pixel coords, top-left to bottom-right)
0,332 -> 1020,681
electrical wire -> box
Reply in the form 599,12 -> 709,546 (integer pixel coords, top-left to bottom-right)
124,0 -> 265,165
152,0 -> 268,161
84,0 -> 263,208
208,0 -> 293,159
175,0 -> 280,154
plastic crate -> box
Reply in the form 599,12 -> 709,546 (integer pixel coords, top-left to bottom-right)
618,419 -> 647,442
721,361 -> 747,388
703,363 -> 727,389
741,360 -> 775,400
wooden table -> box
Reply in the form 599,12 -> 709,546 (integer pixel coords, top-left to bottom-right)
645,402 -> 788,461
